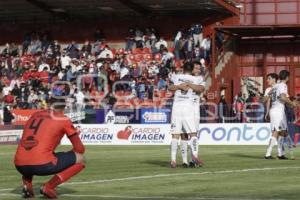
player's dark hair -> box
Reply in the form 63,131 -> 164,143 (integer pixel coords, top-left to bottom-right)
267,73 -> 278,81
279,70 -> 290,80
50,97 -> 66,110
183,62 -> 194,73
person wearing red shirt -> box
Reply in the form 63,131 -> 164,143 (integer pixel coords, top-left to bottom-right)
4,91 -> 15,104
39,67 -> 49,84
14,98 -> 85,199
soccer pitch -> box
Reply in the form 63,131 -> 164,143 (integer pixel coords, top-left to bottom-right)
1,145 -> 300,200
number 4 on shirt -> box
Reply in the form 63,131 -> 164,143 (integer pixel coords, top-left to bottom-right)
29,119 -> 44,135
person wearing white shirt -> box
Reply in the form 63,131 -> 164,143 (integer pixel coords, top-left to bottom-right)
155,38 -> 168,51
98,48 -> 113,59
265,71 -> 297,159
200,35 -> 211,61
120,66 -> 129,79
168,62 -> 205,168
38,62 -> 50,72
162,50 -> 174,65
74,88 -> 85,109
60,54 -> 71,69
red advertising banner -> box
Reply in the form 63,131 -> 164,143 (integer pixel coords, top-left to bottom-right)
11,109 -> 41,125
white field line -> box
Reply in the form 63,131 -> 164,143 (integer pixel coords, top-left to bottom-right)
0,193 -> 286,200
64,166 -> 300,185
0,166 -> 298,200
61,194 -> 286,200
0,188 -> 14,191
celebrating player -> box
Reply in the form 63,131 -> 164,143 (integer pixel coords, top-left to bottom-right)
168,62 -> 205,168
14,98 -> 85,199
264,70 -> 296,159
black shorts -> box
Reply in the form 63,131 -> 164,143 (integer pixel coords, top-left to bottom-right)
16,151 -> 76,177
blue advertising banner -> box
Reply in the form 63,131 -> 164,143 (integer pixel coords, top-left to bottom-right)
96,109 -> 139,124
140,108 -> 171,124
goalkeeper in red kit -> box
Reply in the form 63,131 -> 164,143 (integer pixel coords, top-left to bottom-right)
14,98 -> 85,199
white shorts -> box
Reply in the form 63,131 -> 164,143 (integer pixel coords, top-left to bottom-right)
270,108 -> 287,132
170,102 -> 197,134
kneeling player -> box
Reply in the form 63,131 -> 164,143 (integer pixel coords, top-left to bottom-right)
14,98 -> 85,199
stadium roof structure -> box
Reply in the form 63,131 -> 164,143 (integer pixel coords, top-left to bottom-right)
215,25 -> 300,39
0,0 -> 239,24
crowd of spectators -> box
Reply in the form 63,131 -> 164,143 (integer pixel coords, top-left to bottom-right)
0,24 -> 211,112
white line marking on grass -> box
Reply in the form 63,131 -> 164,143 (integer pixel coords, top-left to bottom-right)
0,153 -> 14,156
0,188 -> 13,191
0,193 -> 19,197
0,166 -> 298,200
61,194 -> 285,200
0,193 -> 285,200
64,166 -> 300,185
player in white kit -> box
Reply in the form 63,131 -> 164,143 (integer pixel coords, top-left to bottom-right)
265,70 -> 296,159
178,61 -> 206,168
168,62 -> 205,168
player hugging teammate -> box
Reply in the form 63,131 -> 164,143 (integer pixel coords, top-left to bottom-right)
264,70 -> 298,160
168,62 -> 205,168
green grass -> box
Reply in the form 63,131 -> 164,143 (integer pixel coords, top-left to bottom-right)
1,145 -> 300,200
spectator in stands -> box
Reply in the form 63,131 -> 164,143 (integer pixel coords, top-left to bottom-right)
74,88 -> 85,109
82,41 -> 92,55
137,78 -> 146,100
4,90 -> 14,104
184,36 -> 194,61
161,48 -> 174,68
157,76 -> 167,90
52,40 -> 61,57
3,106 -> 14,125
125,28 -> 135,51
149,28 -> 157,46
191,24 -> 203,46
155,37 -> 168,52
28,89 -> 39,108
61,51 -> 71,70
66,41 -> 79,59
201,35 -> 211,63
200,95 -> 208,123
135,28 -> 144,49
218,95 -> 228,123
29,37 -> 42,55
98,46 -> 113,59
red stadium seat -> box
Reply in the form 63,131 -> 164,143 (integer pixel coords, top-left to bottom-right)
143,47 -> 151,54
154,53 -> 162,61
144,54 -> 152,61
132,48 -> 142,55
135,54 -> 144,62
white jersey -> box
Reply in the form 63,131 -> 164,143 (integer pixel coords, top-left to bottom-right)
170,73 -> 203,104
270,82 -> 288,110
264,87 -> 272,97
193,75 -> 206,104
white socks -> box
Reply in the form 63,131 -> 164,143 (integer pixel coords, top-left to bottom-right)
266,136 -> 277,157
181,140 -> 188,164
171,138 -> 178,161
277,136 -> 285,157
190,136 -> 199,157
